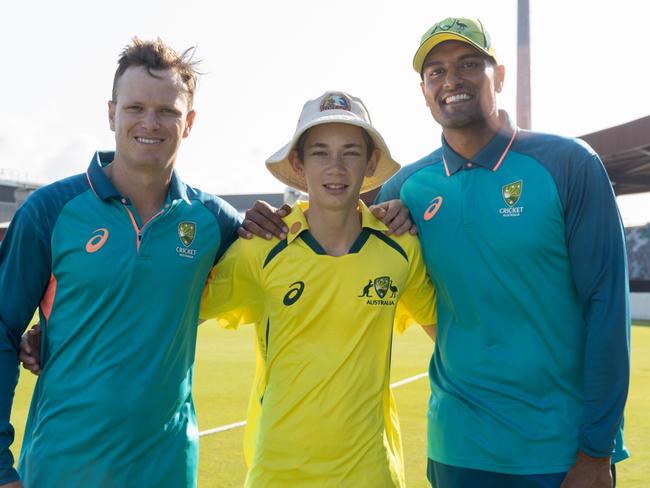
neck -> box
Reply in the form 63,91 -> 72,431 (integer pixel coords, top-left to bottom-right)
305,202 -> 362,257
442,112 -> 503,160
104,159 -> 173,223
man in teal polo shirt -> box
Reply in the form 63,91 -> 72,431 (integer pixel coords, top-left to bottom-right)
235,17 -> 630,487
376,17 -> 630,488
0,39 -> 240,487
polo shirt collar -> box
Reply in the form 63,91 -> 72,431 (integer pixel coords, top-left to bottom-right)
85,151 -> 190,204
284,200 -> 387,244
168,170 -> 191,205
441,110 -> 517,176
86,151 -> 120,200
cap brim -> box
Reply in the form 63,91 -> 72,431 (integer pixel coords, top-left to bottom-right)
413,32 -> 497,73
266,117 -> 400,194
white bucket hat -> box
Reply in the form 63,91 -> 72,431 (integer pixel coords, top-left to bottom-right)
265,91 -> 400,193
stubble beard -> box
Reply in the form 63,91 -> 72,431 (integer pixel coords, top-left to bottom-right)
434,105 -> 488,130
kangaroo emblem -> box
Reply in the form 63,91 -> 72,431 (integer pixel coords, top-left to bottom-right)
359,279 -> 373,297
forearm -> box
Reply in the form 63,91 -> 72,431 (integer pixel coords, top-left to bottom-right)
577,210 -> 630,456
0,205 -> 52,481
0,329 -> 21,485
579,284 -> 629,456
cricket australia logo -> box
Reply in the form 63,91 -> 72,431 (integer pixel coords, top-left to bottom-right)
176,221 -> 198,259
358,276 -> 398,306
499,180 -> 524,217
178,222 -> 196,246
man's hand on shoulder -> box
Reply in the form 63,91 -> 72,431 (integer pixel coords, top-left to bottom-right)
560,450 -> 612,488
237,200 -> 291,240
369,199 -> 417,236
19,323 -> 41,375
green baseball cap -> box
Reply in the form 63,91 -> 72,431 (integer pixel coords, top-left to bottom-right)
413,17 -> 498,74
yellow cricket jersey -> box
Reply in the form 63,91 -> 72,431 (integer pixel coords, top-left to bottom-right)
200,201 -> 436,488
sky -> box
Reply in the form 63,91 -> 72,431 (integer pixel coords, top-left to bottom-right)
1,0 -> 648,224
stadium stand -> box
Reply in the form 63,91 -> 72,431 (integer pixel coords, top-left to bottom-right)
627,224 -> 650,292
580,116 -> 650,196
0,172 -> 41,242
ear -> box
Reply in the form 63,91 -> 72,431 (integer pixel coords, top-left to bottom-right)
108,101 -> 116,132
288,150 -> 305,177
494,64 -> 505,93
365,148 -> 380,177
420,81 -> 428,106
183,110 -> 196,138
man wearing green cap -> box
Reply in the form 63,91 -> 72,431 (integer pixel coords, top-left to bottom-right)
376,16 -> 630,488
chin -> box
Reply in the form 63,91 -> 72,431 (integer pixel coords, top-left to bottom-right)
312,193 -> 357,212
133,155 -> 171,169
439,113 -> 486,129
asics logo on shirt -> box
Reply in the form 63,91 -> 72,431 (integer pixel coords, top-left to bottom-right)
283,281 -> 305,305
423,196 -> 443,221
85,228 -> 109,253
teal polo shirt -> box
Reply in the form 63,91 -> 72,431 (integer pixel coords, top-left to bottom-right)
0,151 -> 241,487
377,112 -> 630,474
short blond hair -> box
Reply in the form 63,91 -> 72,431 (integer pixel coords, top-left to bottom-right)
112,37 -> 200,108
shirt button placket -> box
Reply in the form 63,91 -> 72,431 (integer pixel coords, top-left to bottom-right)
461,168 -> 478,227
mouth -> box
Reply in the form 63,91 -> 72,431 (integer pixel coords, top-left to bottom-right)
323,183 -> 349,194
135,136 -> 164,145
442,92 -> 473,105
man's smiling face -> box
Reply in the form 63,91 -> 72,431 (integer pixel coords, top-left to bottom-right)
420,40 -> 504,130
109,66 -> 195,173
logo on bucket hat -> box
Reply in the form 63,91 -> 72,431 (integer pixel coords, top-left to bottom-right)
320,93 -> 351,112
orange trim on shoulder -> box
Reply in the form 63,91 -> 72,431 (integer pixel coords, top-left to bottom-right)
40,274 -> 57,324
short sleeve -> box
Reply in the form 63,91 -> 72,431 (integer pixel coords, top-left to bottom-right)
200,238 -> 265,328
394,235 -> 437,333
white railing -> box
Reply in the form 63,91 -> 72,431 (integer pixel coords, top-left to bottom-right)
0,168 -> 43,186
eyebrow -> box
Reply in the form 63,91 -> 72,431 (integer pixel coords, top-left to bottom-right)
306,142 -> 363,149
423,53 -> 484,69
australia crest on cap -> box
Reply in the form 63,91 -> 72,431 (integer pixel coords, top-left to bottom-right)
320,92 -> 351,112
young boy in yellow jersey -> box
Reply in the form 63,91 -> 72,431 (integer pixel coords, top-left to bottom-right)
200,91 -> 436,487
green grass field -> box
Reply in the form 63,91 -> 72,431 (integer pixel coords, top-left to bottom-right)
9,324 -> 650,487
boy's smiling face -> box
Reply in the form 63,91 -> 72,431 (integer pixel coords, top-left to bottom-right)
289,123 -> 379,212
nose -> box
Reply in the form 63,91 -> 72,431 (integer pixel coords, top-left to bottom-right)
442,66 -> 462,89
141,109 -> 161,130
325,154 -> 347,173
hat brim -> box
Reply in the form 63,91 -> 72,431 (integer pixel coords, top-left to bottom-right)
265,115 -> 400,194
412,32 -> 498,73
